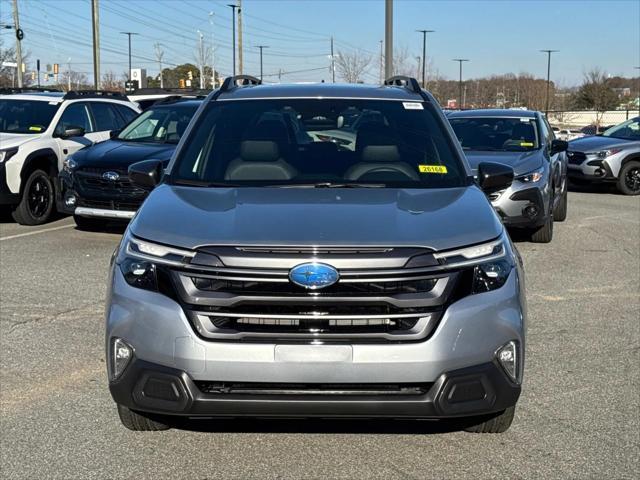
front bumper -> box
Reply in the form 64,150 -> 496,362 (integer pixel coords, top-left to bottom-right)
106,264 -> 525,418
492,185 -> 548,229
109,357 -> 520,418
0,162 -> 19,206
567,154 -> 617,183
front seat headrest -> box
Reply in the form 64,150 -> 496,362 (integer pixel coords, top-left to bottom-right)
240,140 -> 280,162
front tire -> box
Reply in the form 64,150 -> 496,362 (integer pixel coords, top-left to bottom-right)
617,161 -> 640,195
463,406 -> 516,433
117,404 -> 170,431
553,183 -> 568,222
11,169 -> 55,225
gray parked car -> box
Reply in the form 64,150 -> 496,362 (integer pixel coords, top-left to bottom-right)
448,109 -> 568,243
566,117 -> 640,195
106,76 -> 525,433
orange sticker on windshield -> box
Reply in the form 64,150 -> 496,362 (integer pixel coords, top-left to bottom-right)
419,165 -> 448,174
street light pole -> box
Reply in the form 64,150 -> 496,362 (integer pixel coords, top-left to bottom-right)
634,66 -> 639,116
91,0 -> 100,89
540,49 -> 559,116
453,59 -> 469,109
256,45 -> 268,81
120,32 -> 139,82
384,0 -> 393,78
416,29 -> 434,89
227,4 -> 238,77
12,0 -> 23,88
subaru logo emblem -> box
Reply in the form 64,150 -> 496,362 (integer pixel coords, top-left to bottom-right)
289,262 -> 339,290
102,171 -> 120,181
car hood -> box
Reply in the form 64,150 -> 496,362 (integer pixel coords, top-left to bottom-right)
568,135 -> 635,152
72,140 -> 176,168
463,150 -> 543,176
0,132 -> 42,149
130,185 -> 503,251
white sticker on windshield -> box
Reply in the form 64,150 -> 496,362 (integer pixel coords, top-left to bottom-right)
520,118 -> 531,122
403,102 -> 424,110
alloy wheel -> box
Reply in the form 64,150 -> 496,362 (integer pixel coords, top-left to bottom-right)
27,174 -> 51,219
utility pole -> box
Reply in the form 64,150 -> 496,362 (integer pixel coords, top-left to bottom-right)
67,58 -> 71,91
154,43 -> 164,88
12,0 -> 23,88
379,40 -> 383,84
238,0 -> 243,75
384,0 -> 393,79
227,4 -> 238,77
256,45 -> 268,81
120,32 -> 138,82
540,50 -> 559,116
91,0 -> 100,89
635,66 -> 640,116
198,32 -> 205,89
453,58 -> 469,109
36,59 -> 40,87
209,12 -> 215,88
330,36 -> 335,83
416,29 -> 434,89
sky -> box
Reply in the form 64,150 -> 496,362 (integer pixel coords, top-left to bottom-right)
1,0 -> 639,86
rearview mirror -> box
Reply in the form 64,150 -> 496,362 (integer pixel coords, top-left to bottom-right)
550,139 -> 568,155
477,162 -> 514,194
59,126 -> 85,138
129,159 -> 164,189
109,129 -> 122,139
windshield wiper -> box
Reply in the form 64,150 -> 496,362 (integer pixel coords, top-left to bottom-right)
171,179 -> 241,188
274,182 -> 387,188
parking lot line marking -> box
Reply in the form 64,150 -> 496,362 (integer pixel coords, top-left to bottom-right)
0,223 -> 75,241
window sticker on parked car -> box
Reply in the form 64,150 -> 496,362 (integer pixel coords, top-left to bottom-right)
403,102 -> 424,110
418,165 -> 448,174
520,142 -> 534,147
28,125 -> 43,132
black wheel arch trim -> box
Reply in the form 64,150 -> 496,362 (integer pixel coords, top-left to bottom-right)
20,148 -> 60,193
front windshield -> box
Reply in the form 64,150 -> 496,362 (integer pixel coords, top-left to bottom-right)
602,118 -> 640,140
0,99 -> 59,134
117,103 -> 198,144
171,99 -> 466,188
449,116 -> 540,152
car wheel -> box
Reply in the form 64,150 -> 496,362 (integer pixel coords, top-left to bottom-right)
117,404 -> 170,431
553,183 -> 568,222
530,193 -> 554,243
463,406 -> 516,433
73,214 -> 104,231
617,161 -> 640,195
11,169 -> 55,225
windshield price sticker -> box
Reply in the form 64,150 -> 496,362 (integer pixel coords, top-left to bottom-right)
419,165 -> 448,174
403,102 -> 424,110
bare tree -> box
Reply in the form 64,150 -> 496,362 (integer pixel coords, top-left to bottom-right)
571,68 -> 619,125
335,50 -> 371,83
102,71 -> 123,92
0,38 -> 32,87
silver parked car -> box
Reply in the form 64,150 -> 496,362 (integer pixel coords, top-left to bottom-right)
566,117 -> 640,195
106,76 -> 525,433
448,109 -> 568,243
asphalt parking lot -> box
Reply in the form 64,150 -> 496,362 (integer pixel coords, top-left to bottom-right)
1,187 -> 638,480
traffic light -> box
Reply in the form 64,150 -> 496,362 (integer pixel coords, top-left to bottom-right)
53,63 -> 59,74
179,79 -> 185,88
187,70 -> 193,80
31,71 -> 36,80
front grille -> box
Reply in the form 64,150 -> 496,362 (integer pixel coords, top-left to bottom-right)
75,168 -> 147,196
77,198 -> 143,211
195,381 -> 433,396
567,151 -> 586,165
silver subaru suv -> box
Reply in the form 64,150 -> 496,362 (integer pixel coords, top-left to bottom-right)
106,76 -> 526,433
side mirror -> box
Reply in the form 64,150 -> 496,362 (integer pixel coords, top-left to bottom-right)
59,126 -> 85,138
109,129 -> 122,139
550,139 -> 568,155
129,159 -> 163,189
477,162 -> 514,194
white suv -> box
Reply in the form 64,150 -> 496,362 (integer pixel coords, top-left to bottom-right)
0,88 -> 140,225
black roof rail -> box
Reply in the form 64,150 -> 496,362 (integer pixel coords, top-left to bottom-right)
62,90 -> 128,101
219,75 -> 262,93
383,76 -> 422,93
0,87 -> 63,94
130,87 -> 213,95
154,94 -> 208,105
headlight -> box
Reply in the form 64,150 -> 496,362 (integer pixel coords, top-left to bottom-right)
516,166 -> 544,183
0,147 -> 19,163
120,258 -> 158,291
595,148 -> 622,159
472,259 -> 513,293
63,156 -> 78,172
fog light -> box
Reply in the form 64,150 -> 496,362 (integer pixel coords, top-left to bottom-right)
497,341 -> 519,383
64,193 -> 77,207
111,338 -> 132,380
523,205 -> 538,218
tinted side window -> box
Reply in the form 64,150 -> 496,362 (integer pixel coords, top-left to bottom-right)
115,104 -> 139,124
57,102 -> 92,133
90,102 -> 121,131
